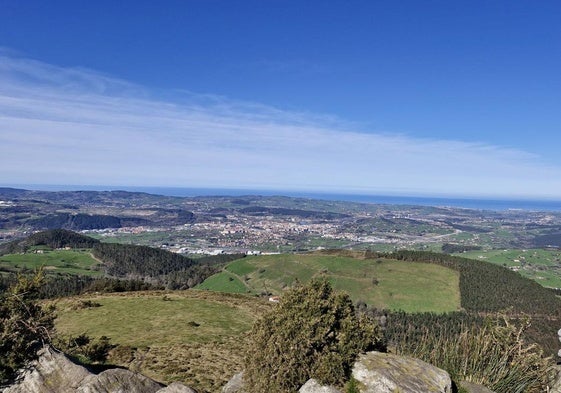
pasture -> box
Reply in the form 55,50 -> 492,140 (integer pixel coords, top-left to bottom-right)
0,250 -> 102,276
197,254 -> 461,313
54,290 -> 270,392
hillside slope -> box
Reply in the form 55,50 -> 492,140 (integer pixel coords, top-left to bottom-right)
198,249 -> 561,355
0,230 -> 243,295
197,253 -> 461,313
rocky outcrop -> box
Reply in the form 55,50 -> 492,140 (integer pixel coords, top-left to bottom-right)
5,347 -> 462,393
352,351 -> 452,393
549,365 -> 561,393
221,372 -> 243,393
3,346 -> 196,393
3,346 -> 92,393
76,368 -> 163,393
221,351 -> 453,393
298,379 -> 341,393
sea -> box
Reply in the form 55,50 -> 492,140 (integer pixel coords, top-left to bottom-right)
8,184 -> 561,212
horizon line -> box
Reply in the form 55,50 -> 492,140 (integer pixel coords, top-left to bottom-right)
3,183 -> 561,203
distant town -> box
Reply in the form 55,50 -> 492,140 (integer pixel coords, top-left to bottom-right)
2,187 -> 561,256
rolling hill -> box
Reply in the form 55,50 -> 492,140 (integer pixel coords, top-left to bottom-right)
197,249 -> 561,357
197,253 -> 461,313
4,230 -> 561,391
36,248 -> 561,393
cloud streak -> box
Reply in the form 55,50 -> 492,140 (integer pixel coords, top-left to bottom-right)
1,53 -> 561,198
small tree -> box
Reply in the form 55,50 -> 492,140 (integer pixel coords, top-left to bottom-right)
0,271 -> 55,385
244,279 -> 382,393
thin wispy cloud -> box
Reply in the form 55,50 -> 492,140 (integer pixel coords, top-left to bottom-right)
1,53 -> 560,198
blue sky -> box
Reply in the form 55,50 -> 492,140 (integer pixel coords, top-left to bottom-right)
1,1 -> 561,198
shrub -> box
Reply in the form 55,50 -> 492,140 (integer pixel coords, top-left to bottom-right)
345,377 -> 361,393
55,334 -> 114,364
71,300 -> 102,310
243,279 -> 382,393
0,270 -> 55,385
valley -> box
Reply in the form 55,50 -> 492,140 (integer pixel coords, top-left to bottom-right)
3,187 -> 561,288
2,188 -> 561,392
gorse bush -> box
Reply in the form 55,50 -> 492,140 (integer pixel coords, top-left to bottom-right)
244,279 -> 383,393
395,316 -> 556,393
0,270 -> 54,385
345,377 -> 360,393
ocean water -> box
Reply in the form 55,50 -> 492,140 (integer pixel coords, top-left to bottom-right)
141,188 -> 561,212
10,184 -> 561,212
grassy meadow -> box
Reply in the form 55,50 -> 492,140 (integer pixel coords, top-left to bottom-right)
197,254 -> 461,313
0,249 -> 102,276
51,253 -> 462,391
54,290 -> 271,392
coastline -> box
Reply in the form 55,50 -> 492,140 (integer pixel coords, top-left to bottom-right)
3,184 -> 561,212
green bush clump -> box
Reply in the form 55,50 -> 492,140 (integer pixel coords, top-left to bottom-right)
243,279 -> 382,393
55,334 -> 114,364
0,271 -> 55,385
345,377 -> 361,393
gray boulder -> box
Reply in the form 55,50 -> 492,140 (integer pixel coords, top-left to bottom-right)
4,346 -> 93,393
298,379 -> 342,393
77,368 -> 163,393
3,346 -> 196,393
352,351 -> 452,393
221,372 -> 243,393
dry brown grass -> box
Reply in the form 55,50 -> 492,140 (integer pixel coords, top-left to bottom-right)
111,335 -> 250,392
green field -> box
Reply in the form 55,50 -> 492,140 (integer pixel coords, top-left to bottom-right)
55,291 -> 258,346
54,290 -> 269,392
458,248 -> 561,288
197,254 -> 461,313
0,250 -> 102,276
197,270 -> 248,293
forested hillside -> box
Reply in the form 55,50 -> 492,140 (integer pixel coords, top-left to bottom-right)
358,250 -> 561,356
27,213 -> 122,230
0,229 -> 99,255
205,248 -> 561,356
91,243 -> 244,287
92,243 -> 195,277
368,250 -> 561,315
0,230 -> 244,293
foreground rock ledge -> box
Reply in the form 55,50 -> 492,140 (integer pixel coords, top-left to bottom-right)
3,346 -> 197,393
221,351 -> 453,393
352,351 -> 452,393
298,379 -> 341,393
